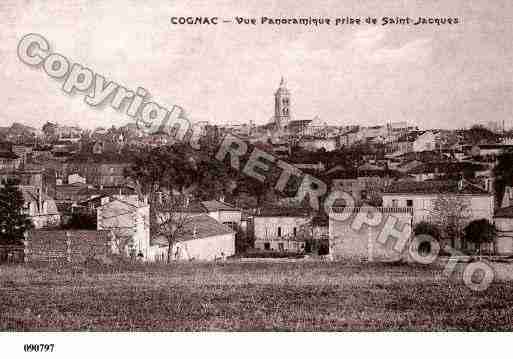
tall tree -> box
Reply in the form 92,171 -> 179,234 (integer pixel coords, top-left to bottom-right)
126,144 -> 233,202
429,194 -> 471,249
151,194 -> 194,263
0,179 -> 33,245
467,125 -> 499,145
464,219 -> 496,256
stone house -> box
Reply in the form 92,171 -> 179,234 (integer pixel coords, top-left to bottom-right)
253,207 -> 310,252
382,179 -> 494,224
196,200 -> 242,229
382,179 -> 494,250
20,186 -> 60,228
97,196 -> 150,260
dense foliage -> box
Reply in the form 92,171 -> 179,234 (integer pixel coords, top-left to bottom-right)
0,179 -> 33,244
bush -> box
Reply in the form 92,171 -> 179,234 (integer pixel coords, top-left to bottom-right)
464,219 -> 496,255
413,221 -> 440,240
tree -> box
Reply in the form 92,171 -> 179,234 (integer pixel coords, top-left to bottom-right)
0,179 -> 33,245
63,212 -> 97,230
126,144 -> 233,203
151,194 -> 194,263
430,194 -> 471,249
234,224 -> 251,254
464,219 -> 496,256
413,221 -> 441,240
467,125 -> 499,145
413,221 -> 441,254
494,151 -> 513,207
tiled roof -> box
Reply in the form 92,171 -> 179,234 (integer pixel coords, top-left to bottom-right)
495,206 -> 513,218
254,206 -> 310,217
153,214 -> 234,245
384,180 -> 489,195
408,161 -> 487,175
201,200 -> 237,212
183,200 -> 238,213
358,163 -> 384,172
77,186 -> 136,198
55,183 -> 88,197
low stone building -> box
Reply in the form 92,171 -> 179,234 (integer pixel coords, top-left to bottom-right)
185,200 -> 242,230
382,179 -> 494,224
253,207 -> 310,252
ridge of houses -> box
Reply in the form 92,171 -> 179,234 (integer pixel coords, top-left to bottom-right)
0,78 -> 512,264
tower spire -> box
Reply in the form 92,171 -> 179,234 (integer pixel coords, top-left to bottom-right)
274,77 -> 290,130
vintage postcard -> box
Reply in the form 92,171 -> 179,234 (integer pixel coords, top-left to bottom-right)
1,0 -> 513,356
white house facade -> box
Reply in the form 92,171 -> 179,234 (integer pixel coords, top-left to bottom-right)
150,213 -> 235,261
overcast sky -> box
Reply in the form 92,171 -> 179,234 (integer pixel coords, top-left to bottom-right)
0,0 -> 512,130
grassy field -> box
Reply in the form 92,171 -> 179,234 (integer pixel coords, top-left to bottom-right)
1,260 -> 513,331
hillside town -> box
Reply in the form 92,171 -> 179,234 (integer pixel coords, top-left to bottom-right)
0,78 -> 512,264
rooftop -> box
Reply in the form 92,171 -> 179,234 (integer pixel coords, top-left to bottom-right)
152,214 -> 235,245
183,200 -> 239,213
383,180 -> 489,195
254,206 -> 310,217
495,206 -> 513,218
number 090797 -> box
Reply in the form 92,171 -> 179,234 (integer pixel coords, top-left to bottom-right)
23,344 -> 55,352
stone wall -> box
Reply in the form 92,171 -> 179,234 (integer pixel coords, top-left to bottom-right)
25,230 -> 112,263
329,207 -> 413,261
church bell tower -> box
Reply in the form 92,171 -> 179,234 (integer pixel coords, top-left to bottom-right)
274,77 -> 291,129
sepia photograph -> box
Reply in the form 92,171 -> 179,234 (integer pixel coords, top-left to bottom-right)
1,0 -> 513,355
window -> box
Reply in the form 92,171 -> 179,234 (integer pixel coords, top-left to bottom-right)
406,199 -> 413,207
223,222 -> 238,230
277,227 -> 282,237
264,242 -> 270,250
278,243 -> 284,251
293,227 -> 297,237
391,199 -> 398,207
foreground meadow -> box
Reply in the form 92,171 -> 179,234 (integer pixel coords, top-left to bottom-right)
1,260 -> 512,331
